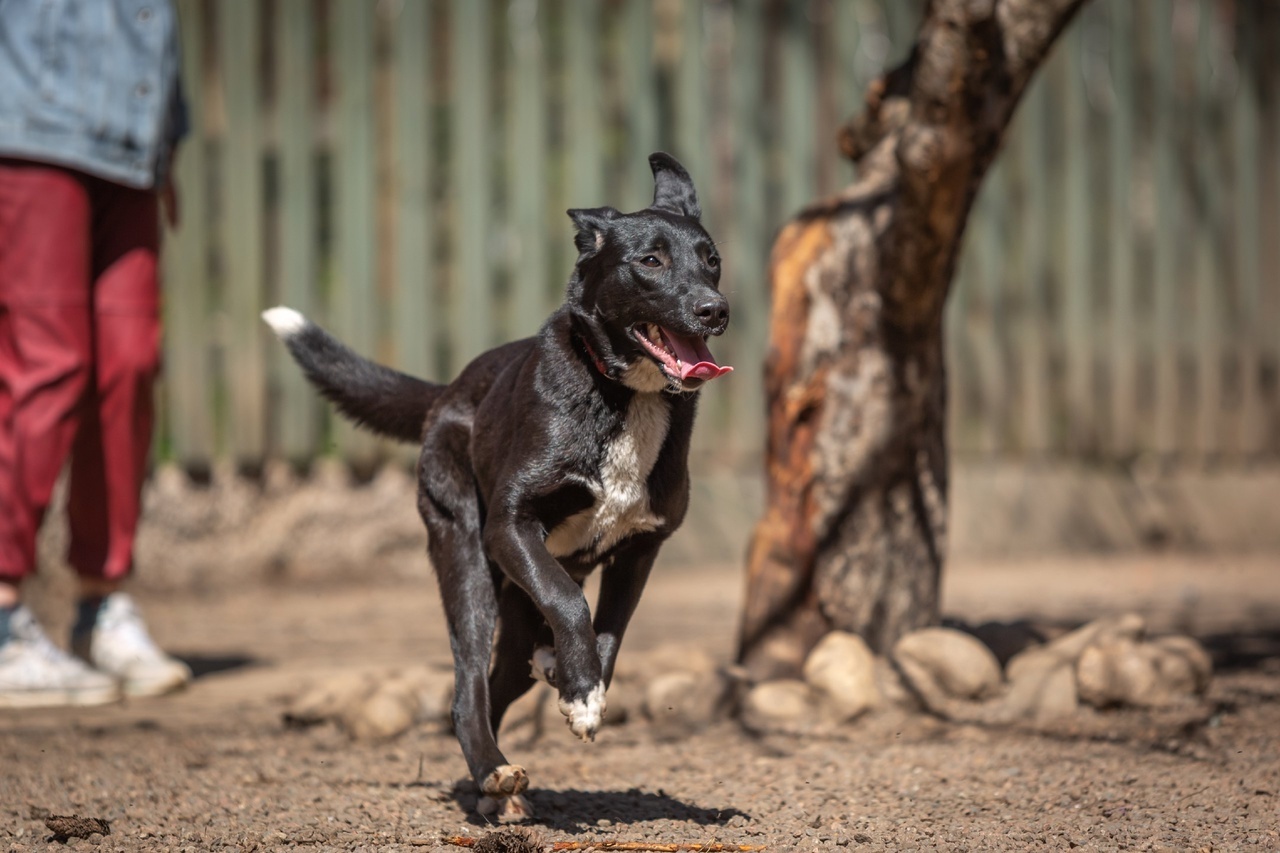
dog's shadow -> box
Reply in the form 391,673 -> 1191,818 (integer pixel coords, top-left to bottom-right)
452,781 -> 750,831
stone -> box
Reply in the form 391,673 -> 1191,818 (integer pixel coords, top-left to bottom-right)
1002,650 -> 1078,722
342,685 -> 418,740
643,671 -> 725,738
893,627 -> 1003,701
285,671 -> 376,727
802,631 -> 880,720
1076,639 -> 1165,708
1037,613 -> 1146,664
286,666 -> 454,740
740,680 -> 820,735
1149,635 -> 1213,696
874,656 -> 919,711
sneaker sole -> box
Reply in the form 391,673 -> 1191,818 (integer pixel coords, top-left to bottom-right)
122,672 -> 192,698
0,685 -> 122,709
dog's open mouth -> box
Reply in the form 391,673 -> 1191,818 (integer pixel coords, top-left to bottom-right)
632,324 -> 734,385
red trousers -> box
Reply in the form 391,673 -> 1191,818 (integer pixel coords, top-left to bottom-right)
0,159 -> 161,582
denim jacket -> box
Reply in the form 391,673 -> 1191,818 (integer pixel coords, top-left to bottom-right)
0,0 -> 187,189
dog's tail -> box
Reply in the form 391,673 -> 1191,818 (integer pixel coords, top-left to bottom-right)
262,307 -> 441,443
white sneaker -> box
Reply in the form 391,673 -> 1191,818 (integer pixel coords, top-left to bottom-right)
72,593 -> 192,698
0,607 -> 122,708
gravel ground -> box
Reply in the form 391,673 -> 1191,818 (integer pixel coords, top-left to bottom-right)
3,556 -> 1279,852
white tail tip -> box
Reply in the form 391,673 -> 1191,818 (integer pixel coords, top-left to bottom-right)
262,306 -> 307,338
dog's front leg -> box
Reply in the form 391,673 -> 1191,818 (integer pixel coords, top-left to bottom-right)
483,517 -> 605,742
593,536 -> 662,688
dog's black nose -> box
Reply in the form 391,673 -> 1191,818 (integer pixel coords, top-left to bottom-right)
694,297 -> 730,331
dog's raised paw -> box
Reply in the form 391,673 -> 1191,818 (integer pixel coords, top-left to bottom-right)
530,646 -> 557,686
477,793 -> 535,823
557,683 -> 606,742
482,764 -> 530,797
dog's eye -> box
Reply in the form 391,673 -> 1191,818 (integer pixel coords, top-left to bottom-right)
639,255 -> 662,268
707,255 -> 720,269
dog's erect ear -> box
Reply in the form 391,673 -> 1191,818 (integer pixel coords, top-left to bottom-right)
649,152 -> 701,219
568,206 -> 619,255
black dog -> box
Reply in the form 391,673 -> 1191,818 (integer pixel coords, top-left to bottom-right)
263,153 -> 730,821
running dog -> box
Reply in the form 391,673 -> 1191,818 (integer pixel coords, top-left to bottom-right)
263,153 -> 730,821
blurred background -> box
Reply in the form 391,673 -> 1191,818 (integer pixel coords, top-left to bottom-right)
154,0 -> 1279,561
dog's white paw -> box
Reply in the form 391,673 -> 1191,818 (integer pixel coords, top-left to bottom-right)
557,682 -> 606,742
530,646 -> 557,686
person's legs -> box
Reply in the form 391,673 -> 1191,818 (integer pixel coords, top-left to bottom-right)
0,159 -> 96,588
0,160 -> 120,707
66,175 -> 162,583
66,174 -> 190,697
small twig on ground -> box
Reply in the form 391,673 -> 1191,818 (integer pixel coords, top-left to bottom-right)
441,835 -> 765,852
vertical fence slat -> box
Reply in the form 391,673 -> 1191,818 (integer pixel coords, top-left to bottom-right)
1017,70 -> 1051,455
728,0 -> 767,459
393,0 -> 435,380
1192,2 -> 1222,458
1061,25 -> 1091,453
778,0 -> 816,218
1234,7 -> 1263,457
674,0 -> 723,458
165,0 -> 212,469
220,0 -> 266,466
623,0 -> 659,212
675,0 -> 712,218
831,0 -> 862,135
1108,1 -> 1136,458
331,0 -> 378,465
567,0 -> 603,208
276,0 -> 319,463
1152,7 -> 1179,458
508,0 -> 550,338
450,0 -> 492,372
978,160 -> 1011,454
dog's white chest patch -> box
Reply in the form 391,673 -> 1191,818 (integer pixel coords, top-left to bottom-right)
545,394 -> 670,559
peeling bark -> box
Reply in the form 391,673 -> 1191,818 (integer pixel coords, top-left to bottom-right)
739,0 -> 1091,678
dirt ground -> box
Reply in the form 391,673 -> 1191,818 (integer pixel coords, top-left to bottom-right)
3,554 -> 1279,852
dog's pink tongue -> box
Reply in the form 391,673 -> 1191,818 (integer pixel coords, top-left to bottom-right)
663,330 -> 734,382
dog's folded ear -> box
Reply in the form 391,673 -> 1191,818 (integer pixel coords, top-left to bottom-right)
649,152 -> 701,220
568,206 -> 620,255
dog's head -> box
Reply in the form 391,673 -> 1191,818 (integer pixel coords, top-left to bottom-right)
565,153 -> 732,393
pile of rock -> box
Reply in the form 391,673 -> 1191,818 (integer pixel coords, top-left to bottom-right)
282,614 -> 1213,741
739,612 -> 1213,733
284,665 -> 455,741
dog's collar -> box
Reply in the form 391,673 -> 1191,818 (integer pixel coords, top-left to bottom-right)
575,333 -> 612,379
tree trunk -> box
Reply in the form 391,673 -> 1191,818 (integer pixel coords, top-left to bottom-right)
738,0 -> 1091,679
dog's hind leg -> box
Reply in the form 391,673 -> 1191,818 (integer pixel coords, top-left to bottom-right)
420,467 -> 531,821
488,580 -> 550,734
430,531 -> 533,821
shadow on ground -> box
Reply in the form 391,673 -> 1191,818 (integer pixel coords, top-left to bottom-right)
179,653 -> 259,679
452,780 -> 749,830
1200,629 -> 1280,672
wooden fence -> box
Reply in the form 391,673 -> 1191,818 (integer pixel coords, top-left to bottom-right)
160,0 -> 1279,474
